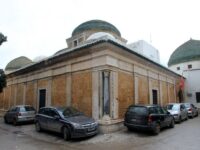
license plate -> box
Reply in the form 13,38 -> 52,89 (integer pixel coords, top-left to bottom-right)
88,127 -> 95,132
131,118 -> 137,122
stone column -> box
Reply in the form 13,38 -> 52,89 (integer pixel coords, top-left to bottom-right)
23,83 -> 26,105
134,74 -> 139,104
92,71 -> 99,120
47,78 -> 52,106
66,74 -> 72,106
103,71 -> 110,116
110,71 -> 118,119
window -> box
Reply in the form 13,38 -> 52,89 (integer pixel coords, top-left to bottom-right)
177,67 -> 180,70
188,64 -> 192,69
196,92 -> 200,103
73,40 -> 78,46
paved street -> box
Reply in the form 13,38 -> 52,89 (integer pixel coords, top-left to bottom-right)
0,116 -> 200,150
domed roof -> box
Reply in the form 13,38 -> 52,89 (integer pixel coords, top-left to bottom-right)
87,32 -> 115,41
168,39 -> 200,66
72,20 -> 121,37
5,56 -> 32,71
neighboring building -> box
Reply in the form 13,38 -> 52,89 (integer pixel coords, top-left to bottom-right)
168,39 -> 200,108
128,40 -> 160,63
0,20 -> 181,132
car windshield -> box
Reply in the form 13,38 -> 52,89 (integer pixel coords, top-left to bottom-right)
20,106 -> 35,112
184,103 -> 190,108
128,106 -> 148,115
167,104 -> 179,111
57,107 -> 82,117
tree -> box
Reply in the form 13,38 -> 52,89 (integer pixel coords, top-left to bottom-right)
0,69 -> 6,93
0,33 -> 7,46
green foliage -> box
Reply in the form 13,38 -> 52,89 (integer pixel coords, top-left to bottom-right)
0,69 -> 6,93
0,33 -> 7,45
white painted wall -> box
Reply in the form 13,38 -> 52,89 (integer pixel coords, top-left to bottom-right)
128,40 -> 160,63
169,60 -> 200,108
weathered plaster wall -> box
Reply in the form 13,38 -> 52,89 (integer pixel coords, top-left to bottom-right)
138,75 -> 149,104
10,85 -> 16,107
26,81 -> 36,107
169,83 -> 175,103
16,83 -> 24,105
118,72 -> 134,118
52,74 -> 67,106
4,86 -> 10,109
0,92 -> 3,109
72,71 -> 92,116
161,81 -> 168,105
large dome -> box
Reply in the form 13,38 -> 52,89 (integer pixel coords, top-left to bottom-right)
72,20 -> 121,37
168,39 -> 200,66
5,56 -> 32,71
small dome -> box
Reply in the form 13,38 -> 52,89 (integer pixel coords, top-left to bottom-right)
168,39 -> 200,66
5,56 -> 32,71
72,20 -> 121,37
87,32 -> 115,41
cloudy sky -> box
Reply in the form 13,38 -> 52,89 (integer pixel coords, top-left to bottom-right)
1,0 -> 200,69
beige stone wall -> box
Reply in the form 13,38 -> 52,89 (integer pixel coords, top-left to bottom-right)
10,85 -> 16,107
4,86 -> 10,109
161,81 -> 168,105
72,71 -> 92,117
118,72 -> 134,118
0,91 -> 3,109
138,75 -> 149,104
52,74 -> 67,107
169,83 -> 176,103
16,83 -> 24,105
38,79 -> 48,88
26,81 -> 36,107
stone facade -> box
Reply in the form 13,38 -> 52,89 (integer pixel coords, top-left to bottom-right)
0,20 -> 181,132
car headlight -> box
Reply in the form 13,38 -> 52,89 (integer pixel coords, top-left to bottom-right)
71,122 -> 84,129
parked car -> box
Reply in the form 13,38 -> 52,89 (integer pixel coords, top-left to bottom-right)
166,103 -> 188,123
182,103 -> 198,118
35,106 -> 98,140
4,105 -> 36,125
124,104 -> 174,135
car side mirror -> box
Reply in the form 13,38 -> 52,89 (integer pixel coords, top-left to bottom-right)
167,112 -> 170,115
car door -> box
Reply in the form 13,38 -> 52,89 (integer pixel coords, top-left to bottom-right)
180,104 -> 187,119
157,107 -> 170,128
7,107 -> 18,122
47,109 -> 62,132
37,108 -> 49,129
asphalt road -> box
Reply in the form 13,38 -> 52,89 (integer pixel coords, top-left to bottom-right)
0,116 -> 200,150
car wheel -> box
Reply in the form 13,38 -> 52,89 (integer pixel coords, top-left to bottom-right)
63,127 -> 70,141
169,119 -> 175,128
178,116 -> 182,123
35,122 -> 42,132
196,112 -> 199,117
185,115 -> 188,120
13,118 -> 18,126
4,117 -> 8,124
153,123 -> 160,135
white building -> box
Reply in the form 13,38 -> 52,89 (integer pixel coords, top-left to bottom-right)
128,40 -> 160,63
168,39 -> 200,108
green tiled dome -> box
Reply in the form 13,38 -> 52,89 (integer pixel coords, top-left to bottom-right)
5,56 -> 32,70
72,20 -> 121,37
168,39 -> 200,66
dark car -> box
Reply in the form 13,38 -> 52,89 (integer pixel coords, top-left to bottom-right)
35,106 -> 98,140
182,103 -> 198,118
4,105 -> 36,125
124,104 -> 174,134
